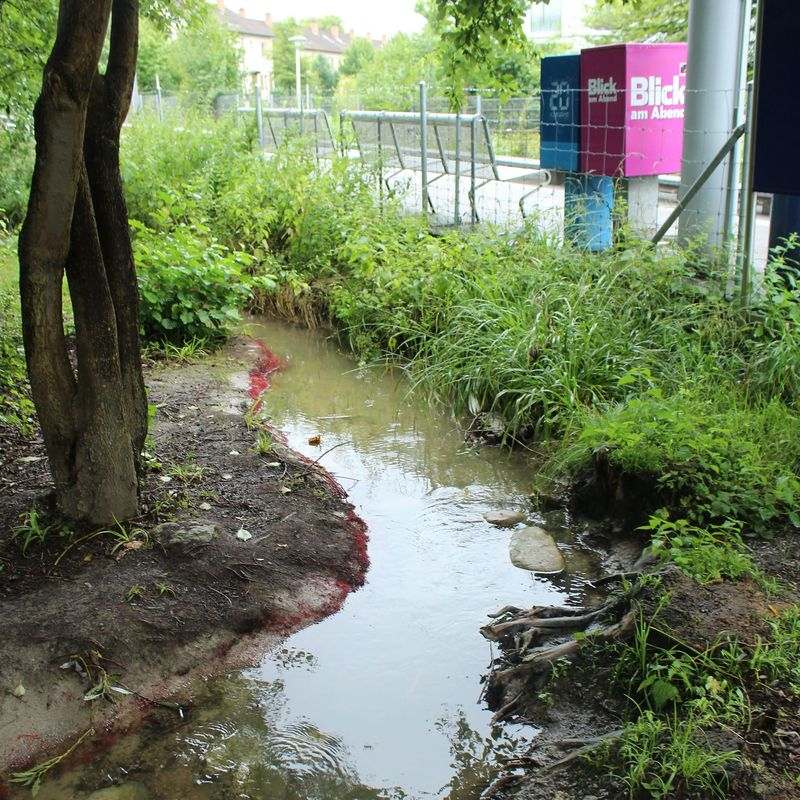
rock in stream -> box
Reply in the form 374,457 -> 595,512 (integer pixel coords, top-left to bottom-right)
509,526 -> 565,574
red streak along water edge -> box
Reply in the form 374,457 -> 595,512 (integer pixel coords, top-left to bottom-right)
246,337 -> 370,624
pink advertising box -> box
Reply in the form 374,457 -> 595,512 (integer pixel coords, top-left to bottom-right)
580,43 -> 688,178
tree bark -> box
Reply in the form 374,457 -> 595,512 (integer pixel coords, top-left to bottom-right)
18,0 -> 146,525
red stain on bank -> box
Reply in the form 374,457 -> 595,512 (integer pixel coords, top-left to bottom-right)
248,339 -> 287,405
246,335 -> 370,595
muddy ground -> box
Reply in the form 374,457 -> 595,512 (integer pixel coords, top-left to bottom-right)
0,337 -> 368,784
483,538 -> 800,800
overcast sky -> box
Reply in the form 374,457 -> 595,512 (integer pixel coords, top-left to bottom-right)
229,0 -> 427,38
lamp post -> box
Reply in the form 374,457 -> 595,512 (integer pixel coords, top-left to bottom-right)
289,34 -> 306,110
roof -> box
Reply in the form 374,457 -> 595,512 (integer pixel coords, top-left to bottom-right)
219,6 -> 380,55
221,8 -> 273,38
301,29 -> 353,55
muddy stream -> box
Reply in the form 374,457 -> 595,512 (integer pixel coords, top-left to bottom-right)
30,318 -> 604,800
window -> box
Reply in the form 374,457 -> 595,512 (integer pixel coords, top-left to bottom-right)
529,0 -> 563,35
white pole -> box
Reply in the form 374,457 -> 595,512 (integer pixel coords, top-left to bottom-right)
295,47 -> 302,110
677,0 -> 747,255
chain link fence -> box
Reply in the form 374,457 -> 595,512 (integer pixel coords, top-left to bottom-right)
131,84 -> 771,266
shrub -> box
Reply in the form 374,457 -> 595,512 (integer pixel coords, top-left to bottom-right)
132,220 -> 254,344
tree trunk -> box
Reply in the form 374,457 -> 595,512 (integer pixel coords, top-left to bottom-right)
18,0 -> 146,525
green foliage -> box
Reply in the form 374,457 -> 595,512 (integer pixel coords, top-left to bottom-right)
642,513 -> 759,585
136,6 -> 241,103
271,19 -> 304,95
339,37 -> 376,77
132,220 -> 252,343
613,709 -> 737,799
119,115 -> 800,547
586,0 -> 689,43
428,0 -> 533,105
566,389 -> 800,534
339,31 -> 441,110
0,131 -> 35,225
606,598 -> 800,798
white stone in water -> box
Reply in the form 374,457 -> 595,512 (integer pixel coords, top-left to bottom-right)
483,510 -> 525,528
509,526 -> 565,574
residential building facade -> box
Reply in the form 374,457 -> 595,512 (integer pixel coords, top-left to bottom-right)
215,2 -> 368,94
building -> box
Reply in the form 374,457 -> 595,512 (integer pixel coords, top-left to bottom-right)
525,0 -> 598,48
215,2 -> 369,94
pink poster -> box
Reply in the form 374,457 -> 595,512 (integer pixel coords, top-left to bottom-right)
581,43 -> 688,178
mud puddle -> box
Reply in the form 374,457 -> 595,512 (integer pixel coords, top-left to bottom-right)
25,317 -> 603,800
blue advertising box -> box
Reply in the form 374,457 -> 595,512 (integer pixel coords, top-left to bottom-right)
753,0 -> 800,195
540,54 -> 581,172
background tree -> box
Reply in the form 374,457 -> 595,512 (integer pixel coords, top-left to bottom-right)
339,37 -> 376,78
337,31 -> 440,110
309,56 -> 338,96
585,0 -> 689,42
136,7 -> 240,100
271,18 -> 303,96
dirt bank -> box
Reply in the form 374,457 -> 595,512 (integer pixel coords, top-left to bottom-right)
0,337 -> 369,784
480,538 -> 800,800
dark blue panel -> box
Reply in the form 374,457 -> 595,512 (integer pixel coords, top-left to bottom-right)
540,54 -> 581,172
753,0 -> 800,195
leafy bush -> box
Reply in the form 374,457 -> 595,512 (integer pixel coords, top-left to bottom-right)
132,220 -> 255,344
0,287 -> 33,429
560,388 -> 800,534
0,133 -> 34,226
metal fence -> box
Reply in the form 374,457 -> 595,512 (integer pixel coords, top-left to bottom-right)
132,83 -> 772,268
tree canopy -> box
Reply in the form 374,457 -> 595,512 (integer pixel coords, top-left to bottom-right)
585,0 -> 689,42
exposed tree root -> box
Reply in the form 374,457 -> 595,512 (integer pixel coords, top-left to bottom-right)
481,593 -> 638,724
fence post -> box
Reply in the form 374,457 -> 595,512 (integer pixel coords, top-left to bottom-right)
454,111 -> 461,226
420,81 -> 429,217
155,73 -> 163,122
470,113 -> 477,224
377,115 -> 384,212
254,82 -> 265,149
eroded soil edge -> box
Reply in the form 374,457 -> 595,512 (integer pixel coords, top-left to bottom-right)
0,336 -> 369,777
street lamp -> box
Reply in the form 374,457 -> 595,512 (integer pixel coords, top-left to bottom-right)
288,34 -> 306,110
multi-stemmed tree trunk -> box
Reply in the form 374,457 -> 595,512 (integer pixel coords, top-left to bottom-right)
18,0 -> 147,525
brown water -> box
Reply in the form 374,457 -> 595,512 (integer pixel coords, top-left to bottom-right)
29,318 -> 602,800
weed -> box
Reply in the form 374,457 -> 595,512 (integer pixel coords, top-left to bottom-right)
168,459 -> 205,484
155,581 -> 176,597
10,728 -> 94,795
254,429 -> 274,455
125,584 -> 145,603
12,508 -> 57,555
104,521 -> 151,554
614,708 -> 737,799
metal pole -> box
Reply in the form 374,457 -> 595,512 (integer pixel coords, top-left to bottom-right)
454,112 -> 461,225
722,0 -> 753,249
420,81 -> 429,217
652,124 -> 746,245
470,114 -> 477,224
306,83 -> 311,111
295,47 -> 302,110
678,0 -> 746,254
377,116 -> 383,212
155,73 -> 163,122
741,1 -> 766,306
253,79 -> 264,149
